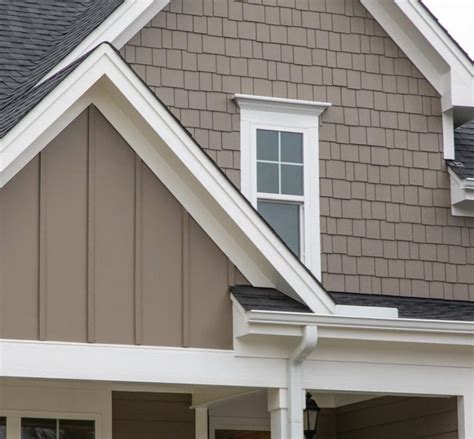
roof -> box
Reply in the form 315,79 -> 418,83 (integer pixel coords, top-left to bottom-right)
0,0 -> 122,138
231,286 -> 474,322
447,120 -> 474,179
230,285 -> 312,313
331,292 -> 474,322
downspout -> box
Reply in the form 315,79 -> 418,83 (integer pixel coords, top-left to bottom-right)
288,325 -> 319,438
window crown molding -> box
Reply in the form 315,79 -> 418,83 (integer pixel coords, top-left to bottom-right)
233,94 -> 331,118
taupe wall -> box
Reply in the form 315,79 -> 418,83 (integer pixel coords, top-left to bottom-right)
336,396 -> 458,439
122,0 -> 474,301
112,392 -> 194,439
0,106 -> 237,349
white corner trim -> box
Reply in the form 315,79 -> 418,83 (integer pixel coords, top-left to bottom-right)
38,0 -> 169,85
233,94 -> 331,116
443,109 -> 455,160
0,44 -> 336,315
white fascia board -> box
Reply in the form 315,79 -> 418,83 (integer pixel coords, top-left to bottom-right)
38,0 -> 169,85
362,0 -> 474,110
0,44 -> 335,315
239,309 -> 474,347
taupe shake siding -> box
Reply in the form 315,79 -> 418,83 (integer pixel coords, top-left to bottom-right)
0,106 -> 236,349
123,0 -> 474,301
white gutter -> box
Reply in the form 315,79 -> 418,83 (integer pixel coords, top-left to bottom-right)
288,325 -> 318,438
239,308 -> 474,347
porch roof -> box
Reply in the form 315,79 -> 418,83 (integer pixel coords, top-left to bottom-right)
231,286 -> 474,322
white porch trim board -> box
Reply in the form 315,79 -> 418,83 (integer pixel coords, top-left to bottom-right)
0,336 -> 472,438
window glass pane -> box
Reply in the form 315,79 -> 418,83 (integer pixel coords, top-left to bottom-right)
0,417 -> 6,439
257,129 -> 278,161
22,418 -> 57,439
258,201 -> 300,256
257,162 -> 279,194
59,420 -> 95,439
280,132 -> 303,163
281,164 -> 303,195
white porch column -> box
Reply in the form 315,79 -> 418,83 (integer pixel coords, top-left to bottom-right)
195,406 -> 208,439
267,388 -> 288,439
458,392 -> 473,439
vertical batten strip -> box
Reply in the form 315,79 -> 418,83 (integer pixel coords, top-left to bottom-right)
134,156 -> 143,345
182,209 -> 190,347
38,153 -> 47,340
87,107 -> 96,343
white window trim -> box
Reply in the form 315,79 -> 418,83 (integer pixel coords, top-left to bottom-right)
234,94 -> 331,279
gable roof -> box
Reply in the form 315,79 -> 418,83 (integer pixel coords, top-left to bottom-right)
0,42 -> 336,315
447,120 -> 474,179
0,0 -> 169,139
230,285 -> 312,314
0,0 -> 122,109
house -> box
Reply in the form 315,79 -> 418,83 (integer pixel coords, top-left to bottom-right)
0,0 -> 473,438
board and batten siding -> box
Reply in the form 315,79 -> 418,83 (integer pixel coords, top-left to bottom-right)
0,106 -> 242,349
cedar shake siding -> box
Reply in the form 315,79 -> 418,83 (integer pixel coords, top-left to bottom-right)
122,0 -> 474,301
0,106 -> 236,349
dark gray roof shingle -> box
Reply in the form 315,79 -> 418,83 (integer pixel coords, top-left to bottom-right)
231,286 -> 474,322
447,120 -> 474,179
230,285 -> 312,313
0,0 -> 123,138
331,292 -> 474,322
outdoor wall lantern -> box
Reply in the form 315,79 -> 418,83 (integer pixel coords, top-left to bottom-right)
304,392 -> 321,439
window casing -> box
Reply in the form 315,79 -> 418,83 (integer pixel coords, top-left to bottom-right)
235,94 -> 331,278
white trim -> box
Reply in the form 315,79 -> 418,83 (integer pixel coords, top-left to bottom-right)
449,168 -> 474,217
38,0 -> 169,84
0,44 -> 335,315
361,0 -> 474,111
0,339 -> 286,388
232,304 -> 474,347
443,109 -> 455,160
234,94 -> 331,279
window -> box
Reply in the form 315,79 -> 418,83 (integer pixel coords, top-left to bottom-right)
234,94 -> 330,278
0,418 -> 5,439
21,418 -> 94,439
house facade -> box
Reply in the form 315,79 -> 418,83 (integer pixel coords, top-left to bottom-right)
0,1 -> 473,438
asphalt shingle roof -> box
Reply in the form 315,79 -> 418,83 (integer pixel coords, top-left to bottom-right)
447,120 -> 474,179
230,285 -> 312,313
330,292 -> 474,322
0,0 -> 123,138
231,286 -> 474,322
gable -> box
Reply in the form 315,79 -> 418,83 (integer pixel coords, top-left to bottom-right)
0,106 -> 249,349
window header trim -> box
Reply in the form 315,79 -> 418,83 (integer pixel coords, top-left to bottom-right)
233,94 -> 331,117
